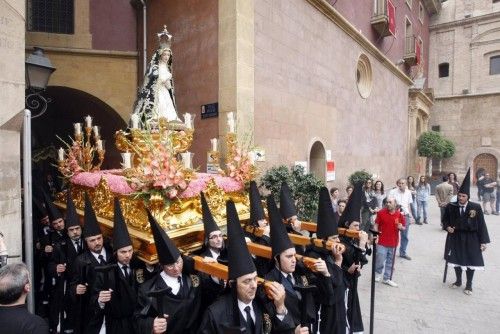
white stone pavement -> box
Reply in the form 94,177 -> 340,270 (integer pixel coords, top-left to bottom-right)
357,195 -> 500,334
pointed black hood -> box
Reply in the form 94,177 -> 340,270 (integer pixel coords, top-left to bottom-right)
316,186 -> 338,239
148,210 -> 180,265
249,181 -> 266,226
279,182 -> 297,220
42,191 -> 63,223
226,200 -> 256,280
112,198 -> 132,250
65,189 -> 80,228
83,192 -> 102,238
338,182 -> 363,227
200,191 -> 220,238
268,196 -> 293,258
458,168 -> 471,198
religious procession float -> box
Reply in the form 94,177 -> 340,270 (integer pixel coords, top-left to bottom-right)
53,26 -> 257,264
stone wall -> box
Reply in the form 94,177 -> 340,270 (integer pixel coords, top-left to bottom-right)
0,0 -> 25,260
254,0 -> 411,191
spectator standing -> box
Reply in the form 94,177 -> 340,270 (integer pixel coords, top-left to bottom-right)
416,176 -> 431,225
477,173 -> 498,215
361,180 -> 375,233
389,179 -> 414,260
374,197 -> 406,287
0,263 -> 49,334
330,187 -> 340,212
448,172 -> 460,195
407,176 -> 418,223
435,176 -> 454,226
372,181 -> 386,215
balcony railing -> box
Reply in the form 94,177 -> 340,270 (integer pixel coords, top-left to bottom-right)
371,0 -> 392,37
404,36 -> 417,65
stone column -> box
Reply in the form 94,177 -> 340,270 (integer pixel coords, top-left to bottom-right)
0,0 -> 25,261
218,0 -> 254,149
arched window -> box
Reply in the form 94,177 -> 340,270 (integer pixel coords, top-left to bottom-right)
27,0 -> 74,34
438,63 -> 449,78
489,55 -> 500,75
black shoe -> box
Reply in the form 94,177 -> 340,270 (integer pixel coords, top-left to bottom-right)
416,222 -> 423,225
424,220 -> 428,224
492,212 -> 499,215
400,254 -> 412,260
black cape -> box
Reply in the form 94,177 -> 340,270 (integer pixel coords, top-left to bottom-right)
443,201 -> 490,268
197,289 -> 296,334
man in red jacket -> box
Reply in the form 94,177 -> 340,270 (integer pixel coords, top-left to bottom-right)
374,197 -> 406,287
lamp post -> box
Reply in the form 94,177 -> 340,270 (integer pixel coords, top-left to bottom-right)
25,47 -> 56,119
23,47 -> 55,312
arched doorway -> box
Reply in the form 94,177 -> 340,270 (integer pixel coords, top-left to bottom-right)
473,153 -> 498,183
32,86 -> 127,191
309,141 -> 326,183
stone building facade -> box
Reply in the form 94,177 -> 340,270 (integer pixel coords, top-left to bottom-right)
429,0 -> 500,181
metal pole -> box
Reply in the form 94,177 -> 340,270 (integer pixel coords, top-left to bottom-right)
369,242 -> 377,334
22,109 -> 35,313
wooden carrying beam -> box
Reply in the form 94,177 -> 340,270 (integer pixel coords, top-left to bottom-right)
284,219 -> 361,239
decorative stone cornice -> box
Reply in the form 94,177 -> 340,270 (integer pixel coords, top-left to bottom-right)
25,46 -> 138,59
430,11 -> 500,31
305,0 -> 413,86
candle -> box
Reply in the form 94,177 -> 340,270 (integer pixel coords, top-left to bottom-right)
181,152 -> 193,169
58,147 -> 64,161
183,113 -> 193,129
74,123 -> 82,135
248,151 -> 256,165
96,139 -> 103,151
93,126 -> 100,137
121,152 -> 132,169
210,138 -> 218,152
227,112 -> 235,133
85,115 -> 92,128
131,113 -> 139,129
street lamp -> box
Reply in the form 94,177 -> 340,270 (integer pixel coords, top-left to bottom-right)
25,47 -> 56,118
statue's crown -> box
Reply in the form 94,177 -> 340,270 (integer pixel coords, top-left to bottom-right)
157,25 -> 172,50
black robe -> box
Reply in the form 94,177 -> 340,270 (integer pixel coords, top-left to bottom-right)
198,248 -> 227,311
246,232 -> 273,276
0,305 -> 49,334
69,245 -> 113,334
48,236 -> 86,332
340,236 -> 369,333
306,246 -> 347,334
443,201 -> 490,268
91,257 -> 144,334
197,290 -> 296,334
134,272 -> 202,334
264,265 -> 322,329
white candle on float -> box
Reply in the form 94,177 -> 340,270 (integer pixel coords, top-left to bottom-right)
93,126 -> 100,137
210,138 -> 218,152
181,152 -> 193,169
74,123 -> 82,135
96,140 -> 103,151
58,148 -> 65,161
121,152 -> 132,169
85,115 -> 92,128
183,113 -> 193,129
248,151 -> 256,165
227,112 -> 235,133
131,114 -> 140,129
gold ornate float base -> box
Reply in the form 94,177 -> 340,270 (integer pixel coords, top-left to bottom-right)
55,177 -> 249,263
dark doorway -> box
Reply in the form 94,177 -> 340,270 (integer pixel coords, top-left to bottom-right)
31,86 -> 127,193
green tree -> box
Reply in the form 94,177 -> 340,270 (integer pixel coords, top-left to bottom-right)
260,165 -> 323,221
417,131 -> 456,175
348,169 -> 373,186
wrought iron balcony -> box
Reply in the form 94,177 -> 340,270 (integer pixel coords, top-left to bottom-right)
404,36 -> 417,66
371,0 -> 392,37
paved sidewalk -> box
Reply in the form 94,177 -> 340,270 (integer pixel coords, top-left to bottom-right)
357,196 -> 500,334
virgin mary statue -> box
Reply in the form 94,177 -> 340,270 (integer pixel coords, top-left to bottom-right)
132,26 -> 181,125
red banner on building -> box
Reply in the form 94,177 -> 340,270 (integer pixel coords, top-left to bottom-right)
416,39 -> 421,64
387,0 -> 396,36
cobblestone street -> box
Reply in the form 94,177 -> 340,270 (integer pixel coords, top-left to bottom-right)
357,194 -> 500,333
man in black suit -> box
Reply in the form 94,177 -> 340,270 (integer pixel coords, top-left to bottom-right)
134,211 -> 202,334
0,263 -> 49,334
265,195 -> 330,331
47,190 -> 85,333
444,168 -> 490,295
92,198 -> 142,334
198,192 -> 226,308
70,193 -> 113,334
198,200 -> 301,334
